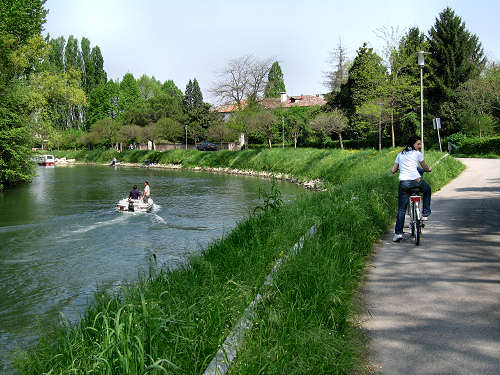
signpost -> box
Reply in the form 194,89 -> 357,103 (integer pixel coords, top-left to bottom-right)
433,117 -> 442,152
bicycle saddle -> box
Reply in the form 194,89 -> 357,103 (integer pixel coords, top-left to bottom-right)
406,186 -> 423,194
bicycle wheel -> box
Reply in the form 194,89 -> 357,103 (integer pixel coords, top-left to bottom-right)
414,202 -> 421,246
410,202 -> 415,237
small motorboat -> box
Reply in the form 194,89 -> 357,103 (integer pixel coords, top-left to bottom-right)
117,197 -> 154,212
36,154 -> 55,166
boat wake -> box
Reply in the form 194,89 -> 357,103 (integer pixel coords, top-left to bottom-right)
70,214 -> 130,234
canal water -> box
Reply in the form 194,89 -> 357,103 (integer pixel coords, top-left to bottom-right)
0,165 -> 302,371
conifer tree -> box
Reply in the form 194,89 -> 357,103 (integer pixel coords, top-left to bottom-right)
264,61 -> 286,98
183,79 -> 193,110
428,7 -> 485,108
192,78 -> 203,108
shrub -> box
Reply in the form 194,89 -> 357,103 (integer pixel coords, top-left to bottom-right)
458,136 -> 500,155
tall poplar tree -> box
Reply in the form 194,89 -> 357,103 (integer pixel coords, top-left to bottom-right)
91,46 -> 107,86
264,61 -> 286,98
81,37 -> 95,95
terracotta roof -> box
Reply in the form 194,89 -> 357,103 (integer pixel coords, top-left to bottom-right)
217,94 -> 326,113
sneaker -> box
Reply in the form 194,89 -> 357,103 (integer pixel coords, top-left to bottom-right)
393,233 -> 403,242
422,216 -> 429,221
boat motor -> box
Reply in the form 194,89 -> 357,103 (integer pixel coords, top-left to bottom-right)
128,200 -> 135,212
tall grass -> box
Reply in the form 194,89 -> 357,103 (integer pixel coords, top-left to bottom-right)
17,149 -> 464,374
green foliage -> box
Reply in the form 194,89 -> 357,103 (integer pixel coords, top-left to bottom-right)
161,79 -> 184,106
452,136 -> 500,155
0,0 -> 49,189
64,35 -> 81,71
137,74 -> 162,100
333,43 -> 386,139
253,179 -> 283,214
0,0 -> 47,43
155,117 -> 184,142
118,73 -> 142,117
248,110 -> 279,148
264,61 -> 286,98
85,117 -> 121,147
183,78 -> 204,111
427,7 -> 486,133
87,81 -> 120,125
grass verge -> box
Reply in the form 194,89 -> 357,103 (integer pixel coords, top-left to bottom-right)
18,149 -> 464,374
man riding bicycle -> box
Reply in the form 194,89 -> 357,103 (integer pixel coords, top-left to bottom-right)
391,136 -> 432,242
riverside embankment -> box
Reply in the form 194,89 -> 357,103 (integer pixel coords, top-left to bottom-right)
16,148 -> 464,374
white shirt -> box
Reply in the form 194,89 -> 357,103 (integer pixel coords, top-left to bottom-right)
143,184 -> 150,197
395,150 -> 423,181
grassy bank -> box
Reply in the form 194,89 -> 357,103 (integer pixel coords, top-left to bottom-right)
18,149 -> 464,374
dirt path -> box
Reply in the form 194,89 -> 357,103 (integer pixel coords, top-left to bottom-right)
363,158 -> 500,375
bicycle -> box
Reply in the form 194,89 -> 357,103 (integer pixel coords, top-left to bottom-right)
406,186 -> 425,245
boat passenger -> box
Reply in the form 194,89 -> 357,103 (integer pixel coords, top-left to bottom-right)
142,181 -> 150,203
129,185 -> 140,200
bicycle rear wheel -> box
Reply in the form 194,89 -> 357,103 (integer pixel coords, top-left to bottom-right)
413,202 -> 421,246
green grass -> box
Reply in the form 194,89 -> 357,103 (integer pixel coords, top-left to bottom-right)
17,149 -> 464,374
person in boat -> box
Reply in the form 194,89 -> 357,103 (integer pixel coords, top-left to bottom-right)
129,185 -> 140,200
142,181 -> 150,203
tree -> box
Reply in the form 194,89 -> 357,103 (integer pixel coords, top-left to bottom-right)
457,64 -> 500,137
310,110 -> 348,150
118,73 -> 141,117
137,74 -> 162,100
184,78 -> 204,111
427,7 -> 486,132
0,0 -> 47,43
155,117 -> 184,142
207,121 -> 235,148
119,124 -> 142,148
86,80 -> 120,125
358,100 -> 391,151
47,35 -> 65,73
162,80 -> 184,107
81,37 -> 95,95
248,110 -> 278,148
333,43 -> 386,139
87,117 -> 121,147
324,38 -> 349,94
376,27 -> 422,147
210,55 -> 273,106
264,61 -> 285,98
90,45 -> 106,86
0,0 -> 49,189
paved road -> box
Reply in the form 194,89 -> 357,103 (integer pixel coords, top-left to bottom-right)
363,158 -> 500,375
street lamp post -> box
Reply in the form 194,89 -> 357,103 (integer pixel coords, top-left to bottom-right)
185,125 -> 187,150
417,50 -> 430,157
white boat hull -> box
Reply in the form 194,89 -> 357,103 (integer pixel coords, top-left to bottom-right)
117,197 -> 153,212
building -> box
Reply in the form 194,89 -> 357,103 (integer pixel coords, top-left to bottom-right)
217,92 -> 327,121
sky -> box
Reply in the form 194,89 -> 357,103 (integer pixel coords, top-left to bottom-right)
43,0 -> 500,104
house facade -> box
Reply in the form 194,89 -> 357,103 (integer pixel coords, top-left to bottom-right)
217,92 -> 327,121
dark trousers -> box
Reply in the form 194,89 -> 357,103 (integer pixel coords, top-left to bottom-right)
395,178 -> 431,234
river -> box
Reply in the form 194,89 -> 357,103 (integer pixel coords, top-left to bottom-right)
0,164 -> 302,372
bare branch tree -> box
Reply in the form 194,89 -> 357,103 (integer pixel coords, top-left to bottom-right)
323,38 -> 349,93
210,55 -> 273,106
